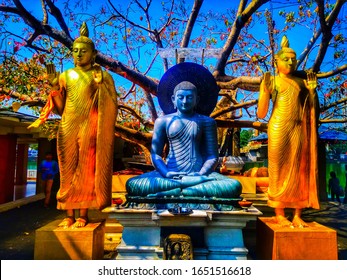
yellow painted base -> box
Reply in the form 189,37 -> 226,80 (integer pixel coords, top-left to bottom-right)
112,174 -> 136,192
229,176 -> 257,193
256,217 -> 337,260
34,219 -> 105,260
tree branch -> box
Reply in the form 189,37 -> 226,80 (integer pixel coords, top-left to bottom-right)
97,52 -> 159,94
215,119 -> 268,132
3,0 -> 74,51
216,75 -> 262,91
41,0 -> 48,25
114,123 -> 152,151
214,0 -> 269,76
211,99 -> 258,119
312,0 -> 345,72
320,96 -> 347,111
118,104 -> 154,129
0,87 -> 46,106
107,0 -> 154,33
317,64 -> 347,78
296,29 -> 321,69
178,0 -> 204,63
319,118 -> 347,124
45,0 -> 71,37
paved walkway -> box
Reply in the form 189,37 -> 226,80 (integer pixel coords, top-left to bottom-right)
244,201 -> 347,260
301,201 -> 347,260
0,197 -> 346,260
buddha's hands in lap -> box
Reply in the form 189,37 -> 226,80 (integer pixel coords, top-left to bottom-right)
166,171 -> 187,179
177,174 -> 215,187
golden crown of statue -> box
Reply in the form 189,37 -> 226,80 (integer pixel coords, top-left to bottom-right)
79,22 -> 89,37
74,22 -> 95,50
276,35 -> 296,56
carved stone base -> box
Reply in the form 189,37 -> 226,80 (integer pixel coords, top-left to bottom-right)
256,217 -> 338,260
163,234 -> 193,260
34,219 -> 105,260
104,206 -> 261,260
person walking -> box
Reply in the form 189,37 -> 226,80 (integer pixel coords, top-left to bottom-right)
328,171 -> 341,206
39,152 -> 59,208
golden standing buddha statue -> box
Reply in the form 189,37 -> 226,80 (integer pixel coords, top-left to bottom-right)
257,36 -> 319,227
29,23 -> 118,228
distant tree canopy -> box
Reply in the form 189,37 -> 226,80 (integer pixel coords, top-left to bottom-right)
240,129 -> 254,148
1,0 -> 346,159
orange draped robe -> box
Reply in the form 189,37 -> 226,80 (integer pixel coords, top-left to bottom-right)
36,66 -> 117,210
266,75 -> 319,209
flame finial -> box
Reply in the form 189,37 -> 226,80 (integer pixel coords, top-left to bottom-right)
79,22 -> 89,37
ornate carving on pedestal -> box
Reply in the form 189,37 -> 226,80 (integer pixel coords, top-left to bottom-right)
163,234 -> 193,260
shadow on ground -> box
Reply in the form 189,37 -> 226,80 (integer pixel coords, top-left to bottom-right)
0,198 -> 346,260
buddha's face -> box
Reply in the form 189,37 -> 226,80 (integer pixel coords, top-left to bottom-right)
72,42 -> 96,68
276,51 -> 297,75
172,89 -> 198,114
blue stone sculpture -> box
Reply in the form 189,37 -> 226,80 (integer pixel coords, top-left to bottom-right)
126,63 -> 242,205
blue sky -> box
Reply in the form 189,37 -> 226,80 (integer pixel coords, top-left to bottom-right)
2,0 -> 340,117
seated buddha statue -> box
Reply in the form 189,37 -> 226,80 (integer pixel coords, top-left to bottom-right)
126,63 -> 241,200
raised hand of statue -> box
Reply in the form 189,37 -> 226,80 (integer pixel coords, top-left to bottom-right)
262,72 -> 273,93
257,71 -> 273,119
46,63 -> 60,90
304,71 -> 317,93
93,64 -> 103,84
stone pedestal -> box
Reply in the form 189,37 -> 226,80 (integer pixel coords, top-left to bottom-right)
104,206 -> 261,260
109,210 -> 162,260
256,217 -> 338,260
34,219 -> 105,260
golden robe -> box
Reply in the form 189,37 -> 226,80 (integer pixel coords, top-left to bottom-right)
55,67 -> 117,210
266,75 -> 319,209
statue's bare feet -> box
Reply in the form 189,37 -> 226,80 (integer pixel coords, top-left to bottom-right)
72,217 -> 88,228
292,216 -> 308,228
58,217 -> 75,228
275,215 -> 292,227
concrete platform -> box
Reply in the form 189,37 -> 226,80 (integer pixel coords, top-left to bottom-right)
256,217 -> 338,260
34,219 -> 105,260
